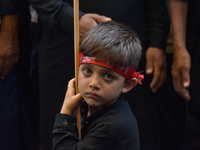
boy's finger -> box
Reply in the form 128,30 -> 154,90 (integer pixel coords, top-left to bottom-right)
69,78 -> 76,86
74,93 -> 82,102
67,78 -> 76,93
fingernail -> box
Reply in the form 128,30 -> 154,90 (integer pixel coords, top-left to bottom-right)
106,18 -> 112,21
146,69 -> 152,74
183,82 -> 189,87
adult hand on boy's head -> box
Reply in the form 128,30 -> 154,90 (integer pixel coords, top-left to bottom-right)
60,78 -> 82,116
79,13 -> 111,40
145,47 -> 167,92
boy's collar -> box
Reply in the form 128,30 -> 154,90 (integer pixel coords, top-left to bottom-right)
81,94 -> 124,126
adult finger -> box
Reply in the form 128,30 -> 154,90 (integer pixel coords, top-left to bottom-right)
151,62 -> 166,92
13,42 -> 19,64
91,14 -> 111,23
172,69 -> 191,101
176,87 -> 191,101
181,63 -> 190,88
79,14 -> 98,37
145,51 -> 153,75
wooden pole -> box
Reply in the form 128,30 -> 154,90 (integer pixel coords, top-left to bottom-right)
73,0 -> 81,139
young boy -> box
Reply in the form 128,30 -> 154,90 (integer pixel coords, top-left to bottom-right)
52,21 -> 143,150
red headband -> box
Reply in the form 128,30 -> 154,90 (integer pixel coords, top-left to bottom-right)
79,53 -> 144,84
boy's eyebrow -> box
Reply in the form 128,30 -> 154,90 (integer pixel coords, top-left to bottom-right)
82,64 -> 118,74
81,63 -> 93,68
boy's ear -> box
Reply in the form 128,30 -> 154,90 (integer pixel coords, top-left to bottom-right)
122,78 -> 137,93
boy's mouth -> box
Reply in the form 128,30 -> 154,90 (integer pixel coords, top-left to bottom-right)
86,92 -> 100,99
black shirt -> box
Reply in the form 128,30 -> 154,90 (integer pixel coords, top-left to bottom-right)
52,95 -> 140,150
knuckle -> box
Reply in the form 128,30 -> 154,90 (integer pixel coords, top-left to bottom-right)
182,65 -> 190,72
171,70 -> 179,77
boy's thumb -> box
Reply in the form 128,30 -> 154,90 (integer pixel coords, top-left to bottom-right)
75,93 -> 83,102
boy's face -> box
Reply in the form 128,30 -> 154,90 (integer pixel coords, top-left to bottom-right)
78,64 -> 133,113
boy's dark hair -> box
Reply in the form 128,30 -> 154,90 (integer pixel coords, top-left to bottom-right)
80,21 -> 142,68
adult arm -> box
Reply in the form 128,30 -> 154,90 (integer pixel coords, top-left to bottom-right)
29,0 -> 111,35
144,0 -> 170,92
0,1 -> 19,79
168,0 -> 191,101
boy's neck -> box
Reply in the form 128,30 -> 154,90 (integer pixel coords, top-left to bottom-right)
87,96 -> 120,117
87,106 -> 99,117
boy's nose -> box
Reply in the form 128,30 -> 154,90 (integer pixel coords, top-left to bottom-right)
89,74 -> 100,90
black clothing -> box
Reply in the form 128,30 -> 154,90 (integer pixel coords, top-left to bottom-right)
53,96 -> 139,150
181,0 -> 200,149
1,0 -> 19,14
0,68 -> 21,150
30,0 -> 169,50
0,0 -> 39,149
29,0 -> 172,149
0,1 -> 20,150
186,0 -> 200,117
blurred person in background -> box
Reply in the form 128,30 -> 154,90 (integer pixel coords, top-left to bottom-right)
0,0 -> 39,149
169,0 -> 200,149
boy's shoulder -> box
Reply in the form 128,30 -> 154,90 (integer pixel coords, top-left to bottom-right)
94,99 -> 138,134
83,99 -> 140,149
103,99 -> 137,124
92,100 -> 139,146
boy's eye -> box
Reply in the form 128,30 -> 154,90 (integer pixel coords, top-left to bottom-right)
104,74 -> 113,81
83,68 -> 92,75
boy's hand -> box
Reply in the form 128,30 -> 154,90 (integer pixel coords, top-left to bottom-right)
60,78 -> 82,116
145,47 -> 167,92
